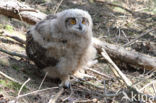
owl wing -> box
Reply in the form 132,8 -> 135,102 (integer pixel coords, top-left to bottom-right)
26,15 -> 59,69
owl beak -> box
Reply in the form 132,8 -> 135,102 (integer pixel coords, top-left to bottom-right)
78,23 -> 83,31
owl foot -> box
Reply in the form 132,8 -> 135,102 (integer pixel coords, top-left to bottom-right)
59,76 -> 71,89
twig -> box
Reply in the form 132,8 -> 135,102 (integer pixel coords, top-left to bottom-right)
123,27 -> 156,47
17,78 -> 30,96
62,86 -> 73,102
152,83 -> 156,96
48,88 -> 64,103
74,75 -> 104,89
96,0 -> 134,14
3,34 -> 26,44
121,30 -> 129,42
38,72 -> 48,89
53,0 -> 64,14
19,8 -> 38,12
132,70 -> 155,87
16,78 -> 31,102
0,71 -> 20,84
139,80 -> 156,92
17,87 -> 58,99
85,67 -> 112,79
73,99 -> 97,103
77,81 -> 119,97
0,48 -> 28,59
101,48 -> 132,87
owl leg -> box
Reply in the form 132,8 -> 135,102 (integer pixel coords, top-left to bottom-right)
43,66 -> 71,88
43,66 -> 60,78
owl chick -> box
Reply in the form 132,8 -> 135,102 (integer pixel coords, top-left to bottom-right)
26,9 -> 96,88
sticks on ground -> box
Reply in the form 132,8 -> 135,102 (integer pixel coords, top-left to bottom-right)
53,0 -> 64,14
48,88 -> 64,103
0,48 -> 28,59
123,27 -> 156,47
16,78 -> 31,102
0,0 -> 46,25
4,34 -> 26,44
0,71 -> 21,84
93,38 -> 156,70
101,48 -> 132,87
85,67 -> 112,79
16,87 -> 58,99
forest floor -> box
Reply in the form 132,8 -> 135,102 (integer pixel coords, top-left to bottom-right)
0,0 -> 156,103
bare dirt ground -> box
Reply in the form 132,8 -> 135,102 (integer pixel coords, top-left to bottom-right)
0,0 -> 156,103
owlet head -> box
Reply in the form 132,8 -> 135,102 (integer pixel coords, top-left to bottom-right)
57,9 -> 93,36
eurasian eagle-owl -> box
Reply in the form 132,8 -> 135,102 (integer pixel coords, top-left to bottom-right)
26,9 -> 96,87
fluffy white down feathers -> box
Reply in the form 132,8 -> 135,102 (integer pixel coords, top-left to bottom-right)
27,9 -> 96,87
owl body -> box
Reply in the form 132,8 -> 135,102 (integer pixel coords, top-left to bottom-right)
26,9 -> 96,87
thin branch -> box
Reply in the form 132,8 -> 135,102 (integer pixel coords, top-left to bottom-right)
96,0 -> 134,14
73,75 -> 104,89
17,87 -> 58,99
19,8 -> 38,12
3,34 -> 26,44
85,67 -> 112,79
101,48 -> 133,87
17,78 -> 31,96
48,88 -> 64,103
0,48 -> 28,59
75,79 -> 119,97
123,27 -> 156,47
38,72 -> 48,89
121,30 -> 129,42
16,78 -> 31,102
53,0 -> 64,14
0,71 -> 20,84
139,80 -> 156,92
152,83 -> 156,96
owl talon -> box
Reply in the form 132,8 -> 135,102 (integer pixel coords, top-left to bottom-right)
59,80 -> 71,89
63,83 -> 71,89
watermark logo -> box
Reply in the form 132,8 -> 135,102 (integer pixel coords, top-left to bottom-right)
122,91 -> 154,103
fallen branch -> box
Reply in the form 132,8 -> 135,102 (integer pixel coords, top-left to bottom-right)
3,34 -> 26,44
93,38 -> 156,70
0,0 -> 46,25
0,48 -> 28,59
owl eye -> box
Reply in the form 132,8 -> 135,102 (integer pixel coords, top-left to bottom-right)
70,18 -> 76,25
82,19 -> 86,24
82,18 -> 88,24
